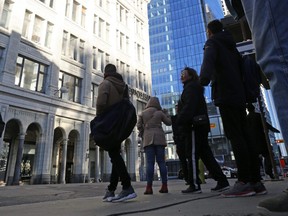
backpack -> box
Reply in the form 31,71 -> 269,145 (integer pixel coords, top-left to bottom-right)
90,98 -> 137,151
240,55 -> 262,104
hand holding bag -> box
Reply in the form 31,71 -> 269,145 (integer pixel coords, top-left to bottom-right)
192,114 -> 209,127
90,98 -> 137,151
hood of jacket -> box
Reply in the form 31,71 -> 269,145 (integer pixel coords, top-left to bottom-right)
211,30 -> 236,51
105,73 -> 126,96
145,97 -> 161,110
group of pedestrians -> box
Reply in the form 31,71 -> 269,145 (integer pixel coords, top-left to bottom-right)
95,0 -> 288,214
137,67 -> 229,195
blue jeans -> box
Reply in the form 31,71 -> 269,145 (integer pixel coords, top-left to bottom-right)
241,0 -> 288,148
144,145 -> 167,185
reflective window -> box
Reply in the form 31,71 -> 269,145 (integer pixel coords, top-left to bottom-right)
45,22 -> 53,48
22,10 -> 32,38
15,56 -> 47,93
32,15 -> 44,43
0,0 -> 13,29
91,83 -> 98,108
58,71 -> 81,103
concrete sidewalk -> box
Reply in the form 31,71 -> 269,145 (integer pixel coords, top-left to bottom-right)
0,178 -> 287,216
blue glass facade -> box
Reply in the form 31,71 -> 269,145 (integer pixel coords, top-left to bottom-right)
148,0 -> 223,113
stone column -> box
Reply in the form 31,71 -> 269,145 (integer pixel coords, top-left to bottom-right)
40,114 -> 55,184
128,130 -> 138,181
60,139 -> 68,184
95,145 -> 101,182
12,133 -> 25,185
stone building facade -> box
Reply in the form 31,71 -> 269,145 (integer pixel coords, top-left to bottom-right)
0,0 -> 151,185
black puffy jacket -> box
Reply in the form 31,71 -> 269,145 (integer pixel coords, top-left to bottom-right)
200,31 -> 246,108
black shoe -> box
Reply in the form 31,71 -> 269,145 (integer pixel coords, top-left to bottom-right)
252,182 -> 267,195
211,181 -> 230,192
181,186 -> 202,194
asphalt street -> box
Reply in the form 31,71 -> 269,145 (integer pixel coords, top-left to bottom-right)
0,178 -> 287,216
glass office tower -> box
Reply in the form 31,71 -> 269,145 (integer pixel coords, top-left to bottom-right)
148,0 -> 223,113
148,0 -> 229,164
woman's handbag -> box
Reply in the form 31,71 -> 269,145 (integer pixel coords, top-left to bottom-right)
90,98 -> 137,151
192,114 -> 209,126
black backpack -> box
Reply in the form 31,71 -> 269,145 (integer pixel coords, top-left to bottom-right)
90,98 -> 137,151
240,55 -> 262,103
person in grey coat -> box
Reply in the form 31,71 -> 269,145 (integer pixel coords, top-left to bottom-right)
137,97 -> 172,195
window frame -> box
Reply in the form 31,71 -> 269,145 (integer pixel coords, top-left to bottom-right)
15,55 -> 47,93
58,71 -> 82,103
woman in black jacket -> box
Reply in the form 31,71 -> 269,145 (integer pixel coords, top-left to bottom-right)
177,67 -> 229,193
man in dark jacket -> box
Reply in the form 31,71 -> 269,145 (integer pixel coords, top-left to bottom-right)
200,20 -> 265,197
97,64 -> 136,202
177,67 -> 229,193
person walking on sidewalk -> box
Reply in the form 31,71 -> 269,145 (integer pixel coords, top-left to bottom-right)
177,67 -> 229,194
239,0 -> 288,214
137,97 -> 172,195
97,64 -> 137,202
200,20 -> 266,197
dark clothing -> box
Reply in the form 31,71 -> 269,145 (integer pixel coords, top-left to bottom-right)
176,79 -> 210,132
185,129 -> 201,189
171,115 -> 181,146
247,110 -> 278,155
183,126 -> 228,188
177,79 -> 227,189
247,109 -> 279,178
108,144 -> 131,191
171,115 -> 188,181
200,31 -> 246,108
219,105 -> 261,183
197,129 -> 227,183
200,30 -> 261,184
